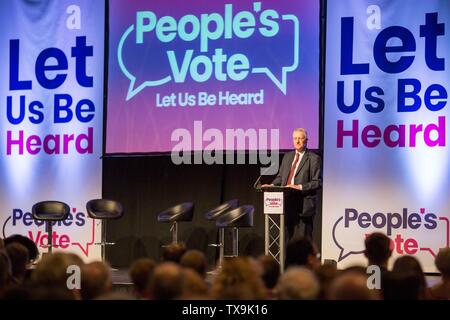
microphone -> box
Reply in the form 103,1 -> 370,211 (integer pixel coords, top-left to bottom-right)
253,166 -> 276,190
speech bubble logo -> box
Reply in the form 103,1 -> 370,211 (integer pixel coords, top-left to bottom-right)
251,14 -> 300,95
332,216 -> 365,262
117,25 -> 172,101
117,8 -> 300,101
1,209 -> 98,258
418,216 -> 449,258
332,210 -> 450,262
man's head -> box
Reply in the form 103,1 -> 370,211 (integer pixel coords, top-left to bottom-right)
258,255 -> 280,290
31,252 -> 84,299
5,243 -> 29,281
328,271 -> 380,300
4,234 -> 39,263
293,128 -> 308,152
364,232 -> 392,267
276,266 -> 320,300
180,250 -> 207,278
129,258 -> 156,299
150,262 -> 184,300
162,242 -> 187,264
285,237 -> 320,270
0,250 -> 12,291
80,261 -> 112,300
435,247 -> 450,279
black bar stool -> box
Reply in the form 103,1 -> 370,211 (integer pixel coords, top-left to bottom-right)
205,199 -> 239,267
157,202 -> 194,244
216,205 -> 254,257
86,199 -> 124,262
32,201 -> 70,254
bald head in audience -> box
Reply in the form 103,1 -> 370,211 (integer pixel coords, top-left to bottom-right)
80,261 -> 112,300
150,262 -> 184,300
276,267 -> 320,300
328,271 -> 380,300
129,258 -> 156,299
180,250 -> 207,278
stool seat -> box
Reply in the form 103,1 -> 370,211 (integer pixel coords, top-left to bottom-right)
216,205 -> 254,228
205,199 -> 239,221
32,201 -> 70,221
158,202 -> 194,223
86,199 -> 124,220
32,200 -> 70,253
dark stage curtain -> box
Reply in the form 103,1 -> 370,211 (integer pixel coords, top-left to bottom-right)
103,153 -> 322,268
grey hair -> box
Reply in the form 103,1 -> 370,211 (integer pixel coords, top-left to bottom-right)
293,128 -> 308,139
275,266 -> 319,300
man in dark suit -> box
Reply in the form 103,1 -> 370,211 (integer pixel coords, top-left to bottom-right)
263,128 -> 322,240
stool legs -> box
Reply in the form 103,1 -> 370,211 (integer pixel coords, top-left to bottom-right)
47,222 -> 53,253
101,220 -> 106,261
218,228 -> 225,266
232,227 -> 239,256
170,221 -> 178,244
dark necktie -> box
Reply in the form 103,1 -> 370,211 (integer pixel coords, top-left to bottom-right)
286,152 -> 300,185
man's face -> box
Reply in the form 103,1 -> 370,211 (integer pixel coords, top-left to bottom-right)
293,131 -> 307,152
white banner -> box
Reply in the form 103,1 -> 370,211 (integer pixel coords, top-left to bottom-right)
0,0 -> 105,261
323,0 -> 450,272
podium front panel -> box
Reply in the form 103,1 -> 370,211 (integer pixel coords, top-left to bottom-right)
263,192 -> 284,214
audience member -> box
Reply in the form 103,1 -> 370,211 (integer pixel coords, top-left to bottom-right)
150,262 -> 184,300
285,237 -> 320,270
129,258 -> 156,299
328,271 -> 380,300
162,243 -> 187,263
80,261 -> 112,300
181,268 -> 209,298
258,255 -> 280,298
392,255 -> 428,299
276,267 -> 320,299
5,243 -> 29,285
180,250 -> 207,278
429,248 -> 450,300
211,257 -> 266,300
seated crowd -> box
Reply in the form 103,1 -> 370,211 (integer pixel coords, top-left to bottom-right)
0,233 -> 449,300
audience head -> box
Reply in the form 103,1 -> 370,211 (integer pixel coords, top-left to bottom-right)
435,247 -> 450,279
80,261 -> 112,300
328,271 -> 380,300
4,235 -> 39,264
150,262 -> 184,300
258,255 -> 280,290
181,268 -> 209,298
391,255 -> 427,299
276,267 -> 319,300
0,250 -> 12,292
162,243 -> 187,263
211,257 -> 266,300
383,270 -> 422,300
5,243 -> 29,283
129,258 -> 156,299
180,250 -> 207,278
31,252 -> 84,299
315,262 -> 338,299
285,237 -> 320,270
364,233 -> 392,267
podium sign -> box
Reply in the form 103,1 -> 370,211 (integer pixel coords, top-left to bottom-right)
263,192 -> 284,214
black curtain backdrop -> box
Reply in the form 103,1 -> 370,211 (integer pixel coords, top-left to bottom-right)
103,152 -> 322,268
